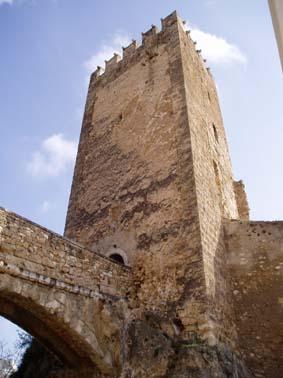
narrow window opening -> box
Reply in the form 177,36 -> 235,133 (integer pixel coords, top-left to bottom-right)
109,253 -> 125,265
208,91 -> 211,102
213,161 -> 221,191
213,123 -> 219,142
213,160 -> 223,210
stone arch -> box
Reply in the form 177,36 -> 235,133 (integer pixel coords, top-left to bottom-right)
0,273 -> 115,375
109,253 -> 125,265
0,208 -> 131,376
106,247 -> 129,266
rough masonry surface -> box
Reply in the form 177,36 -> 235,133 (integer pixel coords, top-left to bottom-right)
0,10 -> 282,378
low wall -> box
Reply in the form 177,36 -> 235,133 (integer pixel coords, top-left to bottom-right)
0,207 -> 131,299
0,207 -> 132,372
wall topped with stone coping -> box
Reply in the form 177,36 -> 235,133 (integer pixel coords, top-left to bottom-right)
0,206 -> 131,298
0,206 -> 133,374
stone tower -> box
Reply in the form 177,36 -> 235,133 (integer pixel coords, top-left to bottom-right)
64,11 -> 252,376
1,10 -> 282,378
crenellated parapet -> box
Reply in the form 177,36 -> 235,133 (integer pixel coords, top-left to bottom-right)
122,39 -> 138,59
92,65 -> 104,79
161,10 -> 178,29
90,10 -> 211,86
105,52 -> 122,72
142,24 -> 159,46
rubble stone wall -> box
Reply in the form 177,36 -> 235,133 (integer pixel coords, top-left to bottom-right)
178,19 -> 239,345
63,10 -> 246,355
64,12 -> 208,334
3,10 -> 278,377
0,207 -> 131,374
233,180 -> 250,220
225,220 -> 283,378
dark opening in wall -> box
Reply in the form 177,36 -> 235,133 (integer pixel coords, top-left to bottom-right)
213,161 -> 221,190
213,160 -> 223,211
208,91 -> 211,102
213,123 -> 219,142
109,253 -> 125,265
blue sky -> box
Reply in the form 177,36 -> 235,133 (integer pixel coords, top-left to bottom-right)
0,0 -> 282,356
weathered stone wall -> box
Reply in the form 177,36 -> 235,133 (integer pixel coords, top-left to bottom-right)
178,21 -> 239,345
3,9 -> 283,377
0,11 -> 263,377
0,207 -> 131,375
233,180 -> 250,220
65,12 -> 208,336
0,207 -> 130,299
64,9 -> 247,353
225,220 -> 283,377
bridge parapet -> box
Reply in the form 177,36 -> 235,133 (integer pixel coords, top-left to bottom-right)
0,207 -> 131,299
0,207 -> 132,375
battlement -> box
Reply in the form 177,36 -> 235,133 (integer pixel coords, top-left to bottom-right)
90,10 -> 211,84
142,24 -> 159,46
122,39 -> 138,59
161,10 -> 178,29
105,53 -> 121,72
65,9 -> 260,376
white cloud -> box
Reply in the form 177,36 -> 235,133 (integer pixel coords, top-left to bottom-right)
84,26 -> 246,72
27,134 -> 77,178
184,23 -> 247,65
40,200 -> 51,213
84,32 -> 131,75
0,0 -> 14,5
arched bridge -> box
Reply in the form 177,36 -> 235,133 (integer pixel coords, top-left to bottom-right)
0,207 -> 131,376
